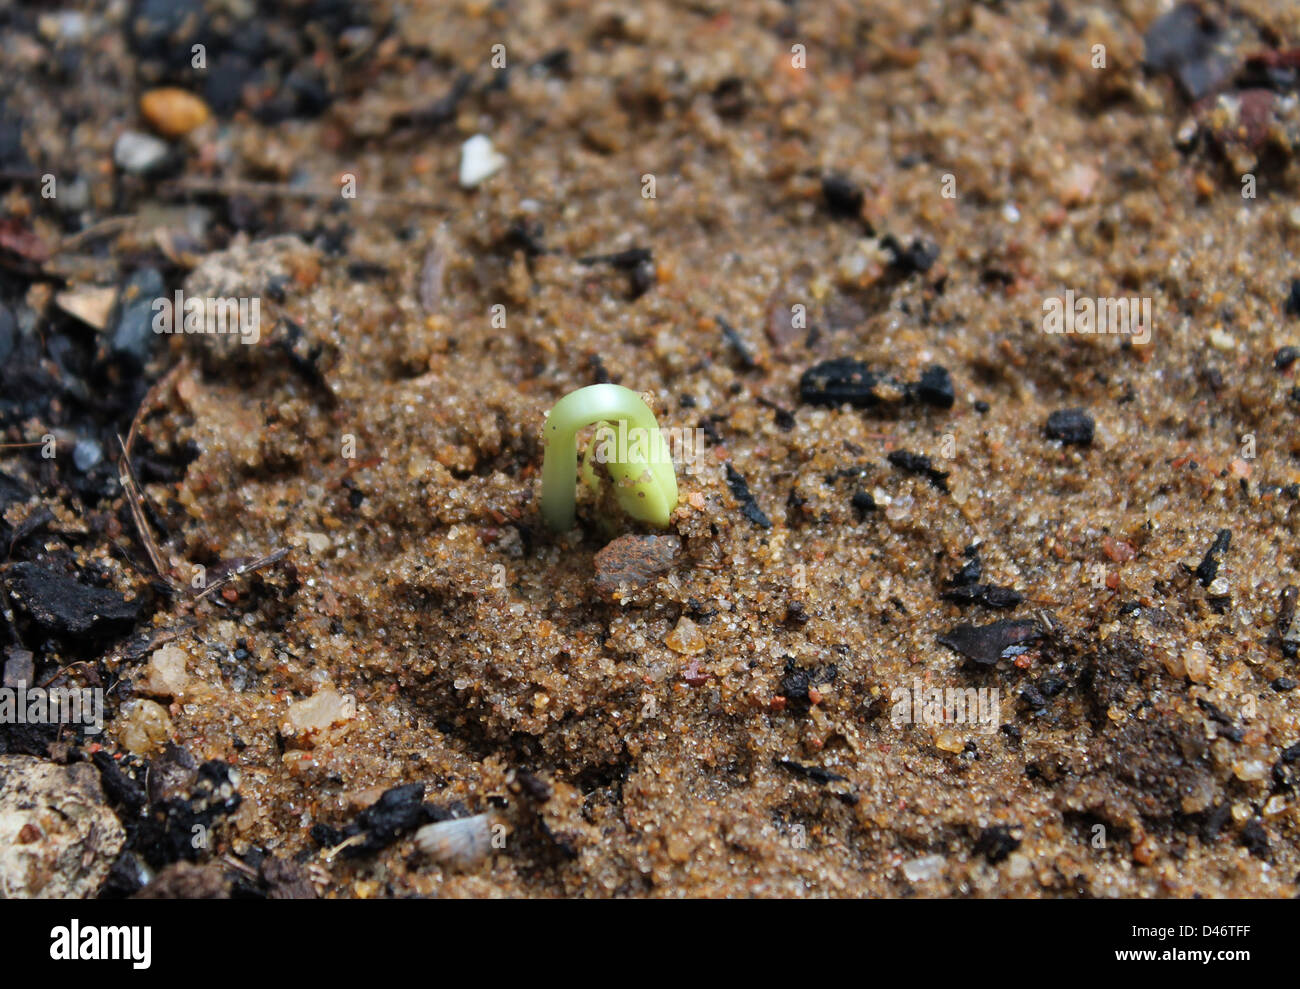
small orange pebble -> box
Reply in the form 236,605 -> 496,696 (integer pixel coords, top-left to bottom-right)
1229,458 -> 1252,479
807,687 -> 823,705
1101,536 -> 1135,562
688,491 -> 706,510
221,587 -> 239,603
769,696 -> 787,712
1014,654 -> 1035,670
140,87 -> 210,137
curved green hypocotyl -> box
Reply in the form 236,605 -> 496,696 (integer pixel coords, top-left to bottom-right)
540,384 -> 678,531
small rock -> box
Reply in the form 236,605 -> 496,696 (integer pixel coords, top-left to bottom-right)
138,644 -> 190,700
881,235 -> 939,274
37,11 -> 88,43
821,173 -> 864,218
119,699 -> 172,755
851,490 -> 877,517
285,688 -> 354,740
3,647 -> 34,688
109,267 -> 165,364
0,755 -> 125,897
72,438 -> 102,473
458,134 -> 505,188
1183,644 -> 1212,683
54,285 -> 116,331
113,130 -> 170,175
140,87 -> 210,138
901,853 -> 945,882
415,813 -> 495,869
1044,408 -> 1095,446
665,616 -> 707,655
0,302 -> 15,364
1286,279 -> 1300,318
1143,3 -> 1235,101
593,533 -> 680,594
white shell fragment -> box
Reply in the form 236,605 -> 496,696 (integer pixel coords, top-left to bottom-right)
415,813 -> 494,869
458,135 -> 505,189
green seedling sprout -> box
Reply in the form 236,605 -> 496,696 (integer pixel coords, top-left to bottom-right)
541,384 -> 678,532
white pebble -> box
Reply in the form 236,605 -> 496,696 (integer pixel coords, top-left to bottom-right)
113,131 -> 169,174
458,135 -> 505,189
416,813 -> 494,869
901,853 -> 945,882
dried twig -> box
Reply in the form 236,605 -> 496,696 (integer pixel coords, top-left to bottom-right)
194,548 -> 290,601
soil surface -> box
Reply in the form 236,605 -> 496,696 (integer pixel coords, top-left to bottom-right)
2,0 -> 1300,898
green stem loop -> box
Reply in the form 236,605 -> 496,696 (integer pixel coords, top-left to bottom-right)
540,384 -> 679,531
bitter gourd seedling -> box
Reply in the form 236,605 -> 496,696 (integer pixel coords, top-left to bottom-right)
540,384 -> 678,531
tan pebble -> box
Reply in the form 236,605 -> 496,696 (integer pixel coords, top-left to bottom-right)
1232,760 -> 1270,782
138,644 -> 190,700
119,699 -> 172,754
286,689 -> 355,735
934,728 -> 965,753
665,616 -> 706,654
416,814 -> 495,869
1183,645 -> 1211,683
140,88 -> 210,138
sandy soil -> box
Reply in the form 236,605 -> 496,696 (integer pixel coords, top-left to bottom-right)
2,0 -> 1300,897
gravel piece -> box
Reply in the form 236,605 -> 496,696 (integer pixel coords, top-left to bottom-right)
1044,408 -> 1095,446
0,755 -> 125,898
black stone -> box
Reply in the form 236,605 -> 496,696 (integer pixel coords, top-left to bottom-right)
821,173 -> 863,219
1142,3 -> 1232,101
1285,279 -> 1300,318
1044,408 -> 1094,446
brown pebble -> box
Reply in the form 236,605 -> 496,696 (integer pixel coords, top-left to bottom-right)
593,533 -> 681,594
140,88 -> 210,138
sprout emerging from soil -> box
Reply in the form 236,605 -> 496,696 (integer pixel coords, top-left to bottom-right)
541,384 -> 679,531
